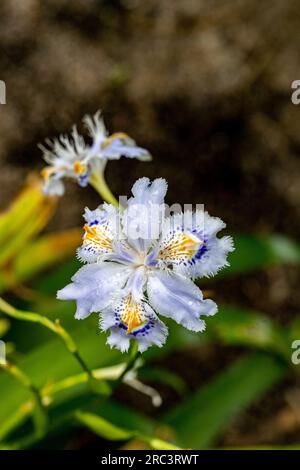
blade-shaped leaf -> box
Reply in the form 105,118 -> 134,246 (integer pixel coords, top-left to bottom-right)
163,352 -> 287,449
74,410 -> 134,441
74,410 -> 181,450
12,229 -> 82,286
0,321 -> 121,429
218,234 -> 300,278
207,305 -> 290,359
0,176 -> 55,245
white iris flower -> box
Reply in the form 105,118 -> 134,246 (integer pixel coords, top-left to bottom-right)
40,111 -> 151,196
57,178 -> 234,353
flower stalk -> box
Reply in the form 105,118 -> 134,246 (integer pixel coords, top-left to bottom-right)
89,169 -> 119,207
0,297 -> 108,394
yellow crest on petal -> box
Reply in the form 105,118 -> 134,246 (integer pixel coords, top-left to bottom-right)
101,132 -> 131,149
159,232 -> 202,263
120,295 -> 146,334
83,223 -> 113,252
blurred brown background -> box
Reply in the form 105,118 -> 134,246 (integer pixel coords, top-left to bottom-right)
0,0 -> 300,446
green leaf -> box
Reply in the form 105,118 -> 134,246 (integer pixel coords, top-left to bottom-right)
96,400 -> 157,437
35,259 -> 81,295
0,178 -> 53,245
208,305 -> 290,359
0,312 -> 204,444
75,409 -> 181,450
0,362 -> 48,439
163,352 -> 287,449
0,297 -> 110,394
139,367 -> 187,396
0,403 -> 32,441
75,410 -> 134,441
0,321 -> 121,431
0,318 -> 10,338
220,234 -> 300,278
141,436 -> 181,450
0,182 -> 57,270
11,229 -> 82,287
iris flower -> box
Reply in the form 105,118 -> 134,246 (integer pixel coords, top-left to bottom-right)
58,178 -> 234,352
40,111 -> 151,196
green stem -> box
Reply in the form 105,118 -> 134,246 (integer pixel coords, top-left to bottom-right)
0,363 -> 126,442
0,362 -> 47,438
81,169 -> 138,388
0,297 -> 98,389
113,342 -> 140,390
41,363 -> 126,398
89,170 -> 119,207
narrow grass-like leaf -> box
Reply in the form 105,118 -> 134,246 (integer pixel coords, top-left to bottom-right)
163,352 -> 287,449
139,367 -> 187,396
0,318 -> 10,337
74,410 -> 181,450
0,199 -> 56,268
0,313 -> 202,443
0,177 -> 55,245
0,321 -> 121,429
75,410 -> 134,441
9,229 -> 81,288
141,436 -> 182,450
0,402 -> 33,442
219,234 -> 300,278
1,399 -> 161,450
0,298 -> 109,394
1,362 -> 47,439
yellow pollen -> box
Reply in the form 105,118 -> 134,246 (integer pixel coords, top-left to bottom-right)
73,160 -> 86,175
159,232 -> 202,261
101,132 -> 130,149
83,224 -> 112,251
122,296 -> 144,334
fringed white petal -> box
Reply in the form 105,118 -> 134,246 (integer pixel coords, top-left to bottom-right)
147,270 -> 217,332
77,204 -> 121,263
101,139 -> 151,162
56,176 -> 233,353
84,110 -> 107,142
159,210 -> 234,279
40,112 -> 151,194
122,178 -> 167,252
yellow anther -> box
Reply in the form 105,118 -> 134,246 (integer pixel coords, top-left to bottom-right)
73,160 -> 86,175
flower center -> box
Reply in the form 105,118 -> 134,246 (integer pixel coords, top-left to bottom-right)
73,160 -> 87,175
